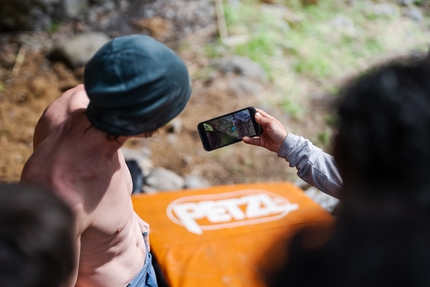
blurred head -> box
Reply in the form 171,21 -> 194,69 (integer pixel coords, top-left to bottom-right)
267,200 -> 430,287
84,34 -> 192,136
0,184 -> 75,287
334,55 -> 430,203
267,54 -> 430,287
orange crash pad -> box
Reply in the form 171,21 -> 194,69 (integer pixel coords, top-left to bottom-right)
132,182 -> 333,287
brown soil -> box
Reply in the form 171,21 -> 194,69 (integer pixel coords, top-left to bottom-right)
0,30 -> 332,185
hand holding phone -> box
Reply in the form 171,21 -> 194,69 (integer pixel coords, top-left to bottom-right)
197,107 -> 262,152
242,109 -> 288,153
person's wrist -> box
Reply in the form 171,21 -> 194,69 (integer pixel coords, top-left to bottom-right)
276,133 -> 290,157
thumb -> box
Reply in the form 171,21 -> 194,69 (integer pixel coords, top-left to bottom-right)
243,136 -> 260,146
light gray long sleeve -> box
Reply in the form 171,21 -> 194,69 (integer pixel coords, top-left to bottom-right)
277,133 -> 342,198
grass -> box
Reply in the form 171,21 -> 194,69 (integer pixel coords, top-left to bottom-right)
199,0 -> 430,136
48,21 -> 61,33
216,3 -> 426,72
192,66 -> 215,81
315,128 -> 332,146
280,98 -> 305,119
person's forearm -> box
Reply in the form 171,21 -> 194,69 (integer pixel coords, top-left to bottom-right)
277,133 -> 342,198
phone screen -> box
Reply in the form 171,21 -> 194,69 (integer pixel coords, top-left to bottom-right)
197,107 -> 262,151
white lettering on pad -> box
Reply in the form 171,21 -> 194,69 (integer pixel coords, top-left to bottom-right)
166,190 -> 299,235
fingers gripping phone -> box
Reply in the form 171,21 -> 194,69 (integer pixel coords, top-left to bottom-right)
197,107 -> 262,152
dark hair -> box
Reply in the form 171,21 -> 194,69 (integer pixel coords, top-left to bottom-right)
84,123 -> 158,141
267,54 -> 430,287
267,198 -> 430,287
0,184 -> 75,287
334,55 -> 430,203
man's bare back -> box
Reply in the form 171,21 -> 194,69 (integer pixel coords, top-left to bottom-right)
21,85 -> 148,287
21,34 -> 191,287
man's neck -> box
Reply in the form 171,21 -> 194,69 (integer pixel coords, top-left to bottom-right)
71,123 -> 129,160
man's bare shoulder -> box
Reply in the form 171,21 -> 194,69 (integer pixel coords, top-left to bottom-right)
33,85 -> 89,148
46,84 -> 89,116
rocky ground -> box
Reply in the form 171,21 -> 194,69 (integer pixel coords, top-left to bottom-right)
1,0 -> 429,211
0,0 -> 313,185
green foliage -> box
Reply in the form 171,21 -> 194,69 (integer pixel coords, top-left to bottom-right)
0,82 -> 4,92
283,2 -> 389,79
223,2 -> 288,79
204,40 -> 226,58
193,66 -> 215,82
325,113 -> 338,128
203,0 -> 429,123
233,32 -> 279,79
324,85 -> 340,96
49,21 -> 61,33
315,128 -> 332,146
300,1 -> 342,21
281,99 -> 304,120
224,0 -> 261,28
293,54 -> 333,78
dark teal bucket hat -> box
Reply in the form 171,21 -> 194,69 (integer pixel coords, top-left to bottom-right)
84,35 -> 192,136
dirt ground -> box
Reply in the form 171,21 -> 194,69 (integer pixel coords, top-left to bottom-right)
0,28 -> 332,186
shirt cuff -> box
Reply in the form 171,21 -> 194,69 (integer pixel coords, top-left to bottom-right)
277,133 -> 300,159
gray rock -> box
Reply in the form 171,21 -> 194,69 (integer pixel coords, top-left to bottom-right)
222,35 -> 251,47
142,186 -> 159,195
293,177 -> 311,191
50,32 -> 110,68
345,0 -> 358,5
166,134 -> 178,144
28,7 -> 51,31
145,167 -> 185,192
397,0 -> 414,6
1,0 -> 215,37
227,76 -> 265,98
304,187 -> 339,213
63,0 -> 88,18
261,4 -> 302,26
402,7 -> 424,22
38,0 -> 62,6
17,33 -> 54,51
91,0 -> 115,5
184,175 -> 211,189
182,155 -> 194,166
0,0 -> 121,31
166,118 -> 183,134
210,56 -> 267,82
370,3 -> 400,18
0,0 -> 86,31
95,16 -> 136,39
122,146 -> 152,159
121,147 -> 153,176
330,15 -> 354,29
139,0 -> 216,41
329,15 -> 356,36
0,0 -> 53,31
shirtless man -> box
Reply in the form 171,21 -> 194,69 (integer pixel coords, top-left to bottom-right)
20,35 -> 191,287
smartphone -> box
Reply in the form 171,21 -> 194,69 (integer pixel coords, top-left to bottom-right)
197,107 -> 262,152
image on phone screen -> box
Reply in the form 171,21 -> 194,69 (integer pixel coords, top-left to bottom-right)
197,107 -> 262,151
